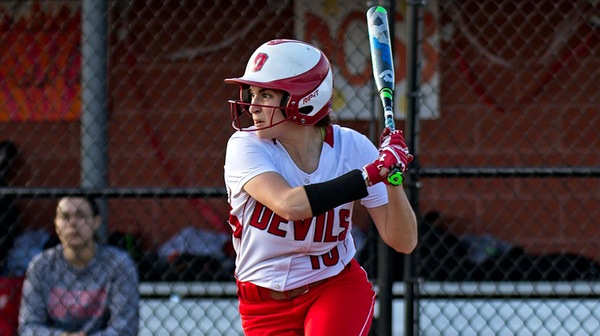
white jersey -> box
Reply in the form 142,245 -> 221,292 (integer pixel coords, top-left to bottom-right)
224,124 -> 387,291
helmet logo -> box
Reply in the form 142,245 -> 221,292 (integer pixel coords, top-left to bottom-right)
302,89 -> 319,105
252,53 -> 269,72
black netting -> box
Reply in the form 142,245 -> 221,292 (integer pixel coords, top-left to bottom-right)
1,0 -> 599,335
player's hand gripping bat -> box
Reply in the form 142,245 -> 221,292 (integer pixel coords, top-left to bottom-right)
366,5 -> 404,186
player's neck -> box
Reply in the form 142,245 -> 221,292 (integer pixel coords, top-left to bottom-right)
278,126 -> 323,174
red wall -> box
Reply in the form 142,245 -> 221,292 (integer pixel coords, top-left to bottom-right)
1,0 -> 599,260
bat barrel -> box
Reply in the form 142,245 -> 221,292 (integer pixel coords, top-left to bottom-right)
368,5 -> 403,186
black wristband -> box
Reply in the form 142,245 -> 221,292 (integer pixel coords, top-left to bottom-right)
304,169 -> 369,216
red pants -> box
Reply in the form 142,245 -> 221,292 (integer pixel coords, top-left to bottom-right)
237,259 -> 375,336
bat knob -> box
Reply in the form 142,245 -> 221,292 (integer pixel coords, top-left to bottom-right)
387,170 -> 403,186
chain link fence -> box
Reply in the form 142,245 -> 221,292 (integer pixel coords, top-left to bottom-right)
413,1 -> 600,335
1,0 -> 599,335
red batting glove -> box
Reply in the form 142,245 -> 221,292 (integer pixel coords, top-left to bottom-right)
363,128 -> 413,186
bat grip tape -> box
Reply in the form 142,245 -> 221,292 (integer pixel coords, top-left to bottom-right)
304,169 -> 368,216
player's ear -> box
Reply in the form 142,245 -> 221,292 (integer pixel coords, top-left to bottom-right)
280,93 -> 289,107
280,93 -> 290,118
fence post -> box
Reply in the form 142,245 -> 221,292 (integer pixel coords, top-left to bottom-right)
81,0 -> 109,241
373,0 -> 396,334
405,0 -> 427,335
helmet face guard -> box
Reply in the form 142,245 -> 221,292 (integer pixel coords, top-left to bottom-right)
228,98 -> 291,131
225,39 -> 333,131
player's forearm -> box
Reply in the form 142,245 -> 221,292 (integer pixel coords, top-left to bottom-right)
304,170 -> 368,217
262,186 -> 313,221
381,186 -> 417,253
243,172 -> 312,221
247,170 -> 368,221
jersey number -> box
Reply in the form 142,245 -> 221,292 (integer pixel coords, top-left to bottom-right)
309,246 -> 339,270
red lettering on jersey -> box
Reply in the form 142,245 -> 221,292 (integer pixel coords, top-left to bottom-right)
322,246 -> 339,267
252,53 -> 268,72
309,246 -> 340,269
249,204 -> 350,244
249,203 -> 271,230
49,287 -> 107,319
293,218 -> 312,241
249,202 -> 287,237
338,209 -> 350,241
313,212 -> 326,242
267,213 -> 287,237
324,211 -> 336,242
310,255 -> 320,270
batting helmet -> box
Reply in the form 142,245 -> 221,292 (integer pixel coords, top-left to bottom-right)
225,39 -> 333,130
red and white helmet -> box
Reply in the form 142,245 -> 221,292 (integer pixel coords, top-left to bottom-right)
225,39 -> 333,130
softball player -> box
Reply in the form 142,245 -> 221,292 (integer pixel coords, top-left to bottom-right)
224,39 -> 417,336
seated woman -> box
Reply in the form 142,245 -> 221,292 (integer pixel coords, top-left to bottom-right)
19,196 -> 139,336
